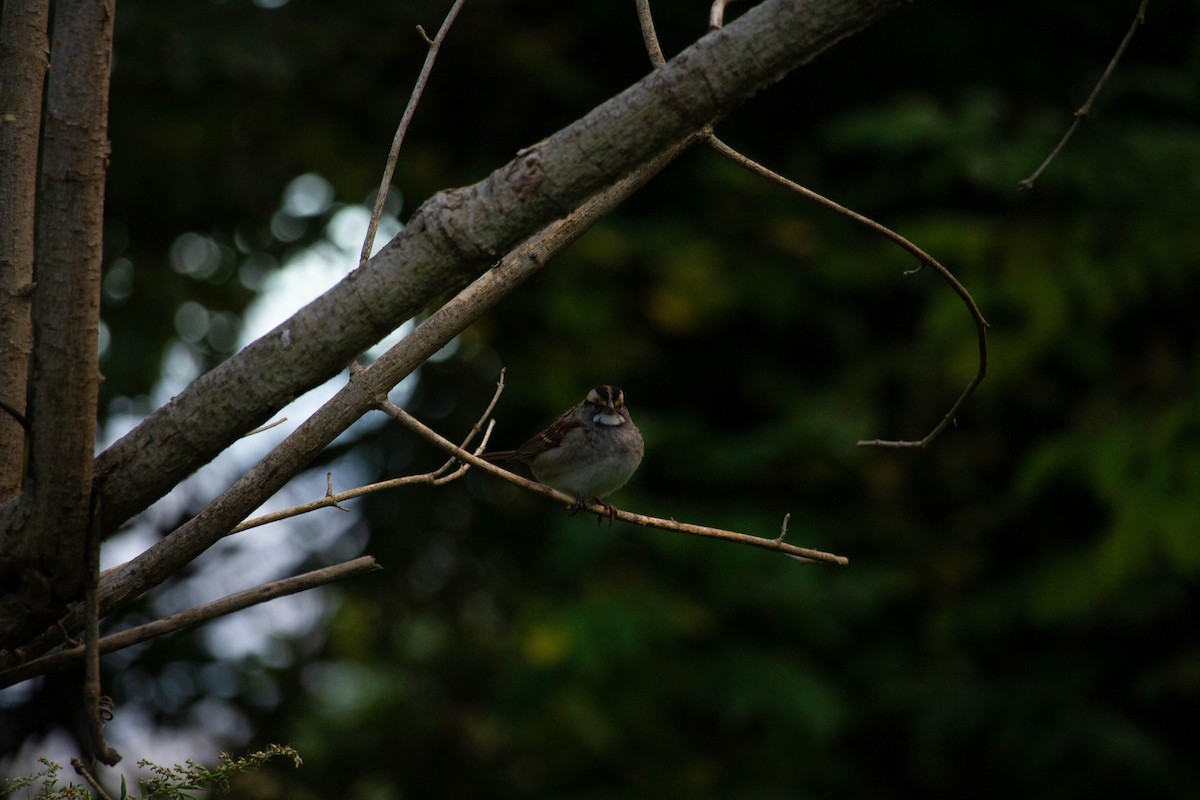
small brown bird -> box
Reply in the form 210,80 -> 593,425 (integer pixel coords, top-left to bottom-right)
486,385 -> 644,514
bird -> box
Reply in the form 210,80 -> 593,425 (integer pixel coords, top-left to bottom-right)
485,385 -> 644,516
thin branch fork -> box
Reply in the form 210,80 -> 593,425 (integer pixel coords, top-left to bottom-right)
374,398 -> 848,566
95,373 -> 501,605
230,373 -> 504,536
228,433 -> 491,535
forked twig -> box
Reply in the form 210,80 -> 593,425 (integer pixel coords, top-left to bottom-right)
228,371 -> 504,535
1019,0 -> 1150,190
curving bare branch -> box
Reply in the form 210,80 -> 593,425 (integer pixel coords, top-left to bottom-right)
706,138 -> 989,448
639,0 -> 988,449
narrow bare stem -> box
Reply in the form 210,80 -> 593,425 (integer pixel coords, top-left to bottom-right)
70,759 -> 115,800
359,0 -> 466,265
708,0 -> 743,30
635,0 -> 666,68
83,497 -> 120,765
1019,0 -> 1150,190
375,400 -> 847,566
775,512 -> 791,542
242,417 -> 287,438
0,557 -> 381,689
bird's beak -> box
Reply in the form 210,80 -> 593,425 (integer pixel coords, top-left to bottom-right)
596,407 -> 624,426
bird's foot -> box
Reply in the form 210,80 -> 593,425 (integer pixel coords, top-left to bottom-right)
594,499 -> 617,527
565,495 -> 616,526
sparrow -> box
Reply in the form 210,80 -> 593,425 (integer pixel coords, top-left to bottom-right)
486,385 -> 644,516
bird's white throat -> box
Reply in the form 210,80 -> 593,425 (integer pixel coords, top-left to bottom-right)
594,412 -> 624,426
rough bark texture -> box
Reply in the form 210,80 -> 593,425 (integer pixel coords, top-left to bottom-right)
0,0 -> 50,499
89,0 -> 908,539
0,0 -> 114,647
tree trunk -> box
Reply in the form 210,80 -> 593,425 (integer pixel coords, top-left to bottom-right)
0,0 -> 50,499
0,0 -> 114,648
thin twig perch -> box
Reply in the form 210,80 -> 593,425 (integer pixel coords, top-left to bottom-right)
374,397 -> 848,566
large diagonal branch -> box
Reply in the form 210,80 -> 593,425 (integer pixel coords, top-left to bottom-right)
88,0 -> 908,539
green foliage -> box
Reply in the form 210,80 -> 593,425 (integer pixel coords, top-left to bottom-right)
1,747 -> 300,800
135,745 -> 301,799
2,759 -> 89,800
